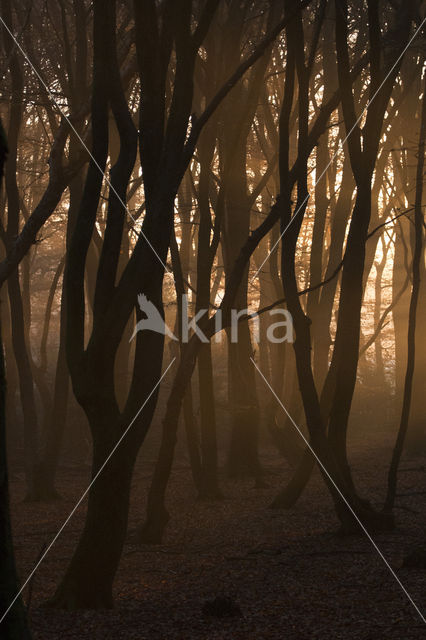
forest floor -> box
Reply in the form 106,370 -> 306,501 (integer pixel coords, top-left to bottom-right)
8,417 -> 426,640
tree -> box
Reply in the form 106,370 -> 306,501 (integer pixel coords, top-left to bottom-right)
0,109 -> 32,640
51,0 -> 222,608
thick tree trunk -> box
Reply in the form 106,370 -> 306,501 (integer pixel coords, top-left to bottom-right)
0,325 -> 32,637
0,107 -> 32,637
50,426 -> 135,608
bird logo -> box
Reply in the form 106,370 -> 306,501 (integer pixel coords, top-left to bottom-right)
129,294 -> 177,342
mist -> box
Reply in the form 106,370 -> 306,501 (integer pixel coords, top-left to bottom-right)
0,1 -> 426,638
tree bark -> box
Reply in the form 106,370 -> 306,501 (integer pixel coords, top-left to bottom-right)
0,99 -> 32,636
384,78 -> 426,512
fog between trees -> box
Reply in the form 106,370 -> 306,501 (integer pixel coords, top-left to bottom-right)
0,1 -> 426,637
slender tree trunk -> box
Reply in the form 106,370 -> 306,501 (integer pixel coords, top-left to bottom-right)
32,130 -> 85,500
226,321 -> 262,481
407,267 -> 426,451
138,197 -> 284,543
33,283 -> 69,500
391,220 -> 410,399
2,0 -> 39,498
222,143 -> 261,480
169,223 -> 203,490
0,293 -> 19,452
182,380 -> 203,489
373,240 -> 387,387
314,150 -> 354,389
274,0 -> 394,532
326,0 -> 413,510
195,120 -> 221,498
7,273 -> 39,499
385,82 -> 426,512
197,343 -> 222,497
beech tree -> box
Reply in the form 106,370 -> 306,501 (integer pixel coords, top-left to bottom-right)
1,1 -> 425,630
0,111 -> 32,640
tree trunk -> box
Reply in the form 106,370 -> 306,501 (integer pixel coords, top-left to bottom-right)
7,273 -> 39,499
138,197 -> 285,543
50,426 -> 135,608
33,283 -> 69,500
385,80 -> 426,512
198,343 -> 222,498
0,323 -> 32,637
0,104 -> 32,636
